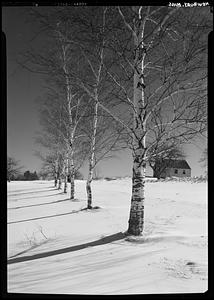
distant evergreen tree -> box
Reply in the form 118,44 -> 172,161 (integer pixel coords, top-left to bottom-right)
7,156 -> 22,181
24,171 -> 31,180
32,171 -> 39,180
23,170 -> 39,180
67,170 -> 83,181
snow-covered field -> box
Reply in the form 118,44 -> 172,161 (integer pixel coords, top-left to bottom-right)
7,178 -> 208,295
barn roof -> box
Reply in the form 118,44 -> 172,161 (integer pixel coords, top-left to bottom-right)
161,159 -> 191,169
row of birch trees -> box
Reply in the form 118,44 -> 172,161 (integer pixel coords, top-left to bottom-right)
19,5 -> 210,235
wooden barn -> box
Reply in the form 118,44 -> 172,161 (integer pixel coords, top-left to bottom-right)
153,159 -> 191,179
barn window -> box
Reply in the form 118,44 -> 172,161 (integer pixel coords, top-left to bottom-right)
174,169 -> 178,174
183,170 -> 186,174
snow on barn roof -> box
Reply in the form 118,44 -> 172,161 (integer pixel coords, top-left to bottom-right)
162,159 -> 191,169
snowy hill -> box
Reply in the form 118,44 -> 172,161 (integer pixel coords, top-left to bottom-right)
7,179 -> 207,294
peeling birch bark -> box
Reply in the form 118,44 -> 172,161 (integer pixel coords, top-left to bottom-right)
86,162 -> 93,209
86,96 -> 98,209
128,153 -> 146,235
127,7 -> 147,235
58,176 -> 62,189
63,158 -> 68,193
54,176 -> 57,188
70,173 -> 75,200
54,159 -> 58,187
69,148 -> 75,200
63,55 -> 76,201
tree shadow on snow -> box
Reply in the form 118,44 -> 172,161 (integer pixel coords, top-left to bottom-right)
9,239 -> 51,260
8,198 -> 74,210
9,192 -> 69,203
7,206 -> 101,224
7,232 -> 125,265
8,187 -> 56,197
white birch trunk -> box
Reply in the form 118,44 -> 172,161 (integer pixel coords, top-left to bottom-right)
127,11 -> 147,235
86,95 -> 98,209
54,174 -> 57,187
66,134 -> 75,200
69,148 -> 75,201
86,161 -> 93,209
60,36 -> 76,200
54,159 -> 58,188
58,176 -> 62,189
64,57 -> 76,201
84,9 -> 107,208
64,158 -> 68,193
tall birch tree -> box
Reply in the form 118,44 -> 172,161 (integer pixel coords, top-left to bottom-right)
19,8 -> 90,200
55,6 -> 126,208
99,6 -> 210,235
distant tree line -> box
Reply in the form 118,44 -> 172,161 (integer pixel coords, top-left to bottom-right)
22,170 -> 39,181
7,156 -> 40,181
7,156 -> 22,182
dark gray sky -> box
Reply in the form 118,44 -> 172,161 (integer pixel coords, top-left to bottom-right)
3,6 -> 207,178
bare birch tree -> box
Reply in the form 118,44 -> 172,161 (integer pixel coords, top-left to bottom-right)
96,6 -> 211,235
55,6 -> 126,208
18,8 -> 91,199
